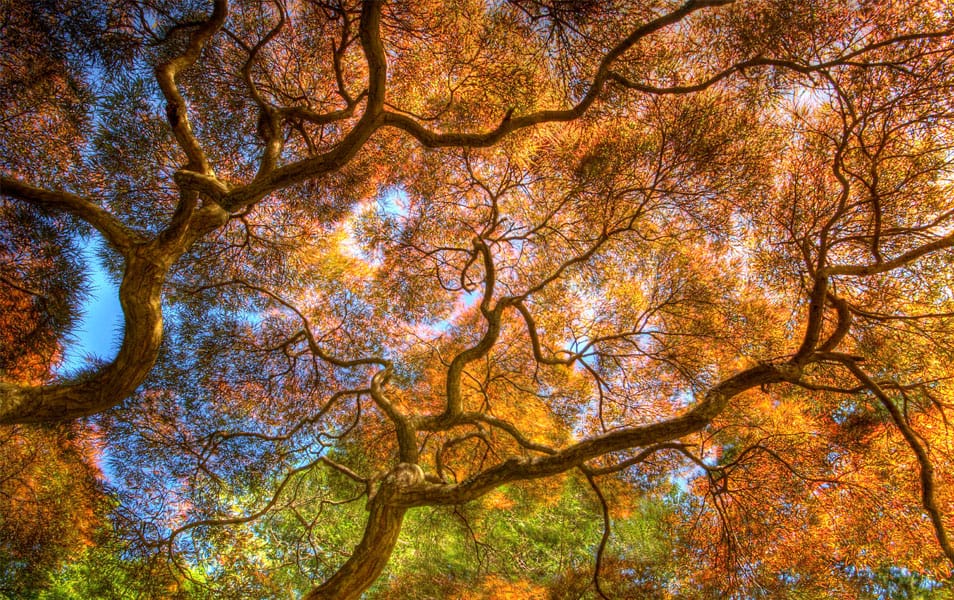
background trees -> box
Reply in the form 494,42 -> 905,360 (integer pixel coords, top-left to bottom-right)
2,0 -> 954,597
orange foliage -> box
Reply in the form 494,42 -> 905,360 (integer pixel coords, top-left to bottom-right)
3,1 -> 954,598
0,424 -> 107,592
460,575 -> 548,600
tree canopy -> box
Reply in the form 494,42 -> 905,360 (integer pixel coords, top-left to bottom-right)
2,0 -> 954,597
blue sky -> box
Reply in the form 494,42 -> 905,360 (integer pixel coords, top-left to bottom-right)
60,238 -> 123,372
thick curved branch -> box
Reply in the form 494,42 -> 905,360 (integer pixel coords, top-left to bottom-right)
0,253 -> 168,422
304,464 -> 418,600
817,292 -> 853,353
358,0 -> 386,115
420,239 -> 507,428
155,0 -> 229,175
220,0 -> 386,212
514,300 -> 576,366
0,175 -> 140,253
0,202 -> 228,423
369,365 -> 418,463
220,1 -> 736,212
305,504 -> 405,600
397,361 -> 800,507
380,0 -> 733,148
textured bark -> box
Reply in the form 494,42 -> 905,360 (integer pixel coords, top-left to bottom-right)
300,364 -> 801,598
304,502 -> 406,600
304,465 -> 423,600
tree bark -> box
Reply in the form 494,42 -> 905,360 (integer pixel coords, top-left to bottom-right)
304,497 -> 407,600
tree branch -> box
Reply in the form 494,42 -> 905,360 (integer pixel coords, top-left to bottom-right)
825,230 -> 954,277
380,0 -> 734,148
219,0 -> 389,212
0,253 -> 168,422
824,352 -> 954,568
0,175 -> 140,253
397,361 -> 800,507
155,0 -> 229,175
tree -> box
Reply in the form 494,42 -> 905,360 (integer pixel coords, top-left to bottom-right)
2,0 -> 954,597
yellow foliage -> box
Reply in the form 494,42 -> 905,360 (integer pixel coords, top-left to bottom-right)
459,575 -> 548,600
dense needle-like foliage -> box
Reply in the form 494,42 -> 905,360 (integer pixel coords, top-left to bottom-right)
2,0 -> 954,598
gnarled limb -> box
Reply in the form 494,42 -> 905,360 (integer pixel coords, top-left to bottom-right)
155,0 -> 229,175
1,0 -> 236,424
0,199 -> 229,424
428,239 -> 506,427
221,0 -> 389,212
293,361 -> 802,597
300,355 -> 795,598
396,361 -> 801,507
0,252 -> 168,423
0,176 -> 141,252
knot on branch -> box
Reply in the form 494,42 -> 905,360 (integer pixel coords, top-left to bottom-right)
385,462 -> 425,489
368,463 -> 426,507
504,456 -> 531,469
172,169 -> 231,202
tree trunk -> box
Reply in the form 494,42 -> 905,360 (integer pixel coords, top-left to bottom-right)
0,200 -> 228,424
304,496 -> 407,600
0,253 -> 168,423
